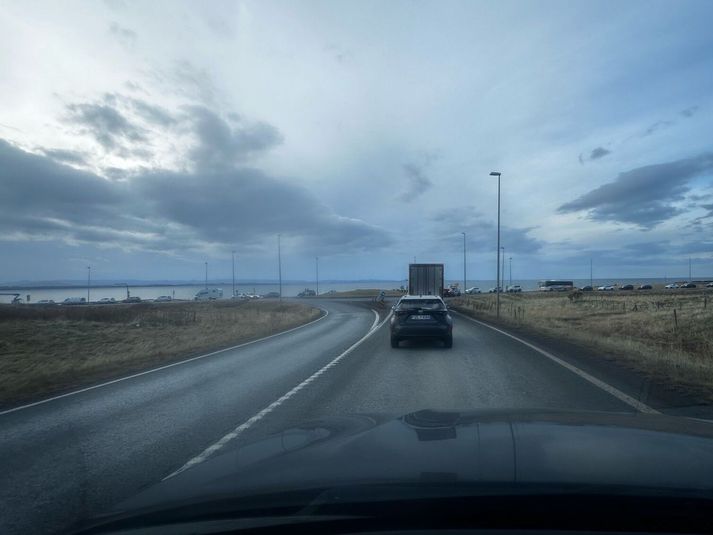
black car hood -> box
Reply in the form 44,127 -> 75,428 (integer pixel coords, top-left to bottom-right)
89,409 -> 713,529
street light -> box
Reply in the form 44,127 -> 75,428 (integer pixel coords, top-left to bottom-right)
204,261 -> 208,289
490,171 -> 502,318
277,234 -> 282,301
316,256 -> 319,296
462,232 -> 467,296
232,250 -> 236,298
501,246 -> 505,291
87,266 -> 91,303
509,256 -> 512,288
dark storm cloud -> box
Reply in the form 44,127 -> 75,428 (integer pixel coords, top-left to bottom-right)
185,106 -> 283,169
109,22 -> 137,48
0,140 -> 391,254
66,101 -> 146,150
399,162 -> 433,202
127,98 -> 177,127
431,206 -> 543,254
558,153 -> 713,228
589,147 -> 611,160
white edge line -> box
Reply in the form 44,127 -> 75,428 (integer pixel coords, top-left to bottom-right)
452,310 -> 659,414
0,307 -> 331,417
163,308 -> 390,480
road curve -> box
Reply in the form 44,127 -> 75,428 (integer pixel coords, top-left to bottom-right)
0,299 -> 376,535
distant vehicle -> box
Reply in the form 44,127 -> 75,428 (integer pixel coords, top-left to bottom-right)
36,299 -> 56,304
538,280 -> 574,292
680,282 -> 697,289
248,294 -> 263,299
620,284 -> 634,291
390,295 -> 452,348
194,288 -> 223,301
322,289 -> 337,295
639,284 -> 653,290
465,287 -> 480,294
487,287 -> 502,293
155,295 -> 172,302
264,291 -> 280,298
597,285 -> 615,291
97,297 -> 116,304
664,283 -> 679,289
297,289 -> 316,297
408,263 -> 444,297
442,288 -> 455,298
231,293 -> 249,300
62,297 -> 86,305
506,285 -> 522,293
123,296 -> 142,303
580,286 -> 593,292
707,282 -> 713,288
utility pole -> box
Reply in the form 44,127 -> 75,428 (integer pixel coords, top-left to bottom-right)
501,246 -> 505,291
204,261 -> 208,289
590,257 -> 593,288
316,256 -> 319,295
232,250 -> 236,297
490,171 -> 502,318
87,266 -> 91,302
278,234 -> 282,301
462,232 -> 467,295
689,257 -> 692,281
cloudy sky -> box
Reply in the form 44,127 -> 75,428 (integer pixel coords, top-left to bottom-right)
1,0 -> 712,283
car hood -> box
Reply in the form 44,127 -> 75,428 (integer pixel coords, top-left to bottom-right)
88,409 -> 713,528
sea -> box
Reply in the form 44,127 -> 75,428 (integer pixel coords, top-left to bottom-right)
0,277 -> 704,304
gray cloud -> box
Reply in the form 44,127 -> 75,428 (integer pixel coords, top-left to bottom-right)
186,106 -> 283,169
399,162 -> 433,202
643,120 -> 674,137
590,146 -> 611,160
558,153 -> 713,228
66,100 -> 146,151
680,105 -> 699,118
40,148 -> 87,165
109,22 -> 137,48
0,139 -> 390,255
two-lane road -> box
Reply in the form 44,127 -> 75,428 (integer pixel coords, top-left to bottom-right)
1,299 -> 651,534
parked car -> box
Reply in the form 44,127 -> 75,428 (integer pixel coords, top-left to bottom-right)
664,283 -> 679,289
155,295 -> 172,302
390,295 -> 453,348
580,286 -> 593,292
638,284 -> 653,290
620,284 -> 634,291
123,296 -> 142,303
194,288 -> 223,301
297,289 -> 316,297
465,287 -> 481,294
231,293 -> 249,300
264,291 -> 280,298
597,285 -> 615,291
442,288 -> 454,297
62,297 -> 86,305
36,299 -> 55,305
487,287 -> 503,293
506,285 -> 522,293
680,282 -> 697,289
248,294 -> 263,299
707,282 -> 713,288
97,297 -> 116,304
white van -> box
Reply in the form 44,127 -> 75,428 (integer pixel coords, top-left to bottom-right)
194,288 -> 223,301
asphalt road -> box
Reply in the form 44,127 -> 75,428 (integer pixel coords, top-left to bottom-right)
0,298 -> 662,534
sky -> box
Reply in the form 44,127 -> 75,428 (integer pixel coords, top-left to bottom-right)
1,0 -> 713,284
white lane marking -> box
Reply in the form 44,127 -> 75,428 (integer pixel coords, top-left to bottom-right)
453,311 -> 659,414
0,309 -> 330,417
164,309 -> 389,480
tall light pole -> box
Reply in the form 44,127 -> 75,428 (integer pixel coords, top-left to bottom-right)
277,234 -> 282,301
501,246 -> 505,291
462,232 -> 467,295
490,171 -> 502,318
509,256 -> 512,288
689,257 -> 692,281
231,250 -> 236,297
590,257 -> 593,288
316,256 -> 319,295
87,266 -> 91,303
204,261 -> 208,289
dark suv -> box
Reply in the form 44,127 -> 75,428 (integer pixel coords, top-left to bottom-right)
390,295 -> 453,348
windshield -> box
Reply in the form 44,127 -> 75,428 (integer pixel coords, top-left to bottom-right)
2,1 -> 713,534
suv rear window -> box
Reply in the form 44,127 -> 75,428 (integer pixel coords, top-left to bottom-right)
397,299 -> 445,310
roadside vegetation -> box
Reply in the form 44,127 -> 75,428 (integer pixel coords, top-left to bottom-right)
0,300 -> 321,408
452,290 -> 713,395
324,289 -> 406,298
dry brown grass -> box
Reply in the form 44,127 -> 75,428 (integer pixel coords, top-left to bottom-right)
0,300 -> 321,408
324,289 -> 406,298
452,290 -> 713,393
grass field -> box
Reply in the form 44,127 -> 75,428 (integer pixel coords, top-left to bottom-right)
0,300 -> 321,408
322,289 -> 406,298
452,289 -> 713,395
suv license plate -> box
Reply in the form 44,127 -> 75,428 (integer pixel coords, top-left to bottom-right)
411,315 -> 431,320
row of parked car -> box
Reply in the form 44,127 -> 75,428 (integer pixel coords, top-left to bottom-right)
577,282 -> 713,292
